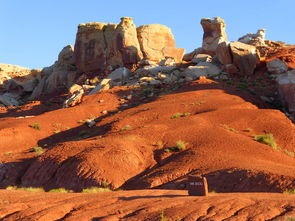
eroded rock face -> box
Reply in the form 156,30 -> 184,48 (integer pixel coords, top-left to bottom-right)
183,62 -> 221,80
137,24 -> 184,62
267,58 -> 288,75
277,70 -> 295,118
216,41 -> 232,65
74,17 -> 142,74
230,42 -> 259,75
63,84 -> 84,108
0,64 -> 32,89
201,17 -> 227,55
29,45 -> 77,99
238,29 -> 266,46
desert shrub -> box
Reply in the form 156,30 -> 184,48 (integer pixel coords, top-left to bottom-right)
283,189 -> 295,194
48,188 -> 72,193
282,149 -> 295,157
159,211 -> 180,221
165,140 -> 188,152
171,112 -> 191,119
254,133 -> 295,157
5,186 -> 44,192
20,187 -> 45,192
29,123 -> 41,130
120,125 -> 131,131
30,146 -> 44,156
220,124 -> 239,134
82,187 -> 111,193
254,133 -> 277,149
5,186 -> 18,190
100,181 -> 110,188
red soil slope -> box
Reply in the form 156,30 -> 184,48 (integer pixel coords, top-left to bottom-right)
0,190 -> 294,221
1,79 -> 293,193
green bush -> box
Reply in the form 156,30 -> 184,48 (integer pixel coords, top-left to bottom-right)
5,186 -> 44,192
254,133 -> 277,149
254,133 -> 295,157
29,123 -> 41,130
120,125 -> 131,131
283,189 -> 295,194
171,113 -> 191,119
48,188 -> 72,193
164,140 -> 188,152
30,146 -> 44,156
82,187 -> 111,193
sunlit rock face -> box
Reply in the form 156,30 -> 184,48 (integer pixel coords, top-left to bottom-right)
74,17 -> 142,74
201,17 -> 227,55
74,17 -> 184,75
137,24 -> 184,62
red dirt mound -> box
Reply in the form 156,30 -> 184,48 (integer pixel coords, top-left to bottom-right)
1,79 -> 292,192
0,190 -> 294,220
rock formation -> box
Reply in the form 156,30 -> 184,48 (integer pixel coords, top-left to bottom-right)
277,70 -> 295,120
238,29 -> 266,46
29,45 -> 77,100
201,17 -> 227,55
74,18 -> 184,75
74,17 -> 143,74
137,24 -> 184,62
266,58 -> 288,75
216,41 -> 232,65
229,42 -> 260,75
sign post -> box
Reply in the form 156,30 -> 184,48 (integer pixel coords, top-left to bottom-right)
188,175 -> 208,196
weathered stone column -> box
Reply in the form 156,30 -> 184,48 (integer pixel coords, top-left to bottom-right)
201,17 -> 227,55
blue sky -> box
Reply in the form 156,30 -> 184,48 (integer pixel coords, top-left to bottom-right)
1,0 -> 295,69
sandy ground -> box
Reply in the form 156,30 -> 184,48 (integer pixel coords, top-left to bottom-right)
0,189 -> 294,221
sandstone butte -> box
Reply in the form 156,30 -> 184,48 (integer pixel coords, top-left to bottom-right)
0,17 -> 295,221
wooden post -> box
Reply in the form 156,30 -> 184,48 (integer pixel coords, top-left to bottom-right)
188,175 -> 208,196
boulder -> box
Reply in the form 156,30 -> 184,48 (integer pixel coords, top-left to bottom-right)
216,41 -> 232,65
107,67 -> 131,83
63,84 -> 84,108
89,79 -> 113,95
135,65 -> 176,77
183,48 -> 203,62
183,62 -> 221,80
201,17 -> 227,55
192,54 -> 212,64
159,58 -> 175,66
137,24 -> 184,62
277,70 -> 295,117
229,42 -> 259,75
0,93 -> 20,106
266,59 -> 288,75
